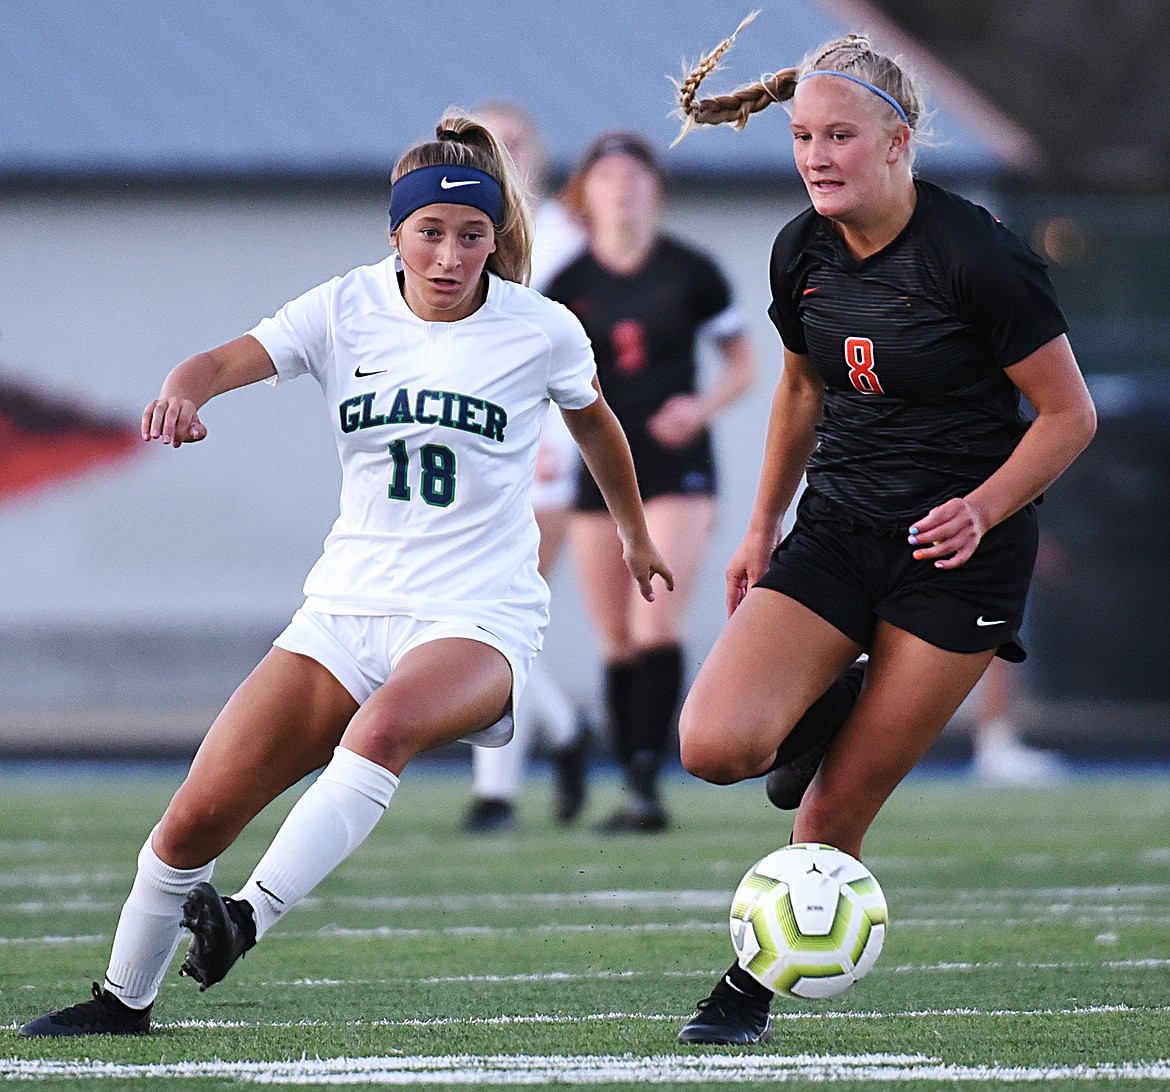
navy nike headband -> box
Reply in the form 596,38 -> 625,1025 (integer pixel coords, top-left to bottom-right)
388,164 -> 504,232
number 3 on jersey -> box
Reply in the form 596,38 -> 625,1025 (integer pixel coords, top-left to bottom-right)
387,439 -> 456,507
844,336 -> 885,395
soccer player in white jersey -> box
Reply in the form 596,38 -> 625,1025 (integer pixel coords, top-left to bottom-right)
20,110 -> 672,1037
462,101 -> 590,832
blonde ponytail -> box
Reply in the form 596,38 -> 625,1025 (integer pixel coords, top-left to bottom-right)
674,16 -> 924,146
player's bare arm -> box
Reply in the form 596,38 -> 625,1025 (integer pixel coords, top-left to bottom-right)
908,335 -> 1096,570
143,335 -> 278,448
726,349 -> 821,614
645,330 -> 756,450
563,383 -> 674,601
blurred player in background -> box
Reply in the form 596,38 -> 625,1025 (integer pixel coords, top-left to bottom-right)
460,102 -> 591,833
20,110 -> 672,1038
547,132 -> 755,833
669,22 -> 1096,1044
970,654 -> 1064,782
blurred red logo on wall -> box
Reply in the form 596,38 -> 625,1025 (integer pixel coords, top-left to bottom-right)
0,375 -> 140,503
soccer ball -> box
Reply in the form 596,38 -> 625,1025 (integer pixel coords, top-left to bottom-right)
729,842 -> 888,999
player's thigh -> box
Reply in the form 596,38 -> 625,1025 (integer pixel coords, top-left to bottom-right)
630,494 -> 715,645
679,587 -> 861,782
157,648 -> 358,866
796,622 -> 995,854
568,511 -> 635,658
342,638 -> 512,773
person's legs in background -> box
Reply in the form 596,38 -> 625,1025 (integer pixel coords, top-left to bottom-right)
970,656 -> 1064,783
463,434 -> 589,831
571,494 -> 715,832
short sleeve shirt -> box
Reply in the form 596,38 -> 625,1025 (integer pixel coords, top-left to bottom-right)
248,258 -> 597,643
768,180 -> 1068,529
546,235 -> 742,446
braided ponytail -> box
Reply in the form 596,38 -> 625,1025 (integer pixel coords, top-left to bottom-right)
674,16 -> 924,147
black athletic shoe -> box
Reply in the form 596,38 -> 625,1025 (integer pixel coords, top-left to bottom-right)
552,735 -> 588,824
765,740 -> 831,810
595,799 -> 669,834
179,882 -> 256,991
765,660 -> 867,810
461,797 -> 516,833
677,990 -> 773,1046
19,982 -> 151,1037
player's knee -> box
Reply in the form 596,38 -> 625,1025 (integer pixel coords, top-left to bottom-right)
679,722 -> 763,784
155,795 -> 238,868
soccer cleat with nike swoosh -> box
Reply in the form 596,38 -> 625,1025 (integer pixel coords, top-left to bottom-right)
179,882 -> 257,991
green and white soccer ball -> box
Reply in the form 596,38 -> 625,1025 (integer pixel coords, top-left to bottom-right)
729,842 -> 888,999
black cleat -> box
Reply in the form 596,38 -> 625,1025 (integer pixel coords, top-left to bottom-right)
677,991 -> 773,1046
765,740 -> 830,810
461,797 -> 516,833
552,735 -> 588,824
764,660 -> 867,810
179,881 -> 256,991
19,982 -> 151,1037
595,800 -> 669,834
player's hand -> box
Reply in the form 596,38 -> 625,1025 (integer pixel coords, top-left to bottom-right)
142,397 -> 207,448
725,527 -> 776,616
908,496 -> 986,569
621,535 -> 675,603
645,394 -> 706,450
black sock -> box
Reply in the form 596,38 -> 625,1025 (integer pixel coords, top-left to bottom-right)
604,660 -> 638,766
713,959 -> 774,1006
769,660 -> 866,771
627,644 -> 683,761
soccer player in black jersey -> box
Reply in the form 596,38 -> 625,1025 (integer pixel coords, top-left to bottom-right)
669,24 -> 1097,1044
546,132 -> 755,833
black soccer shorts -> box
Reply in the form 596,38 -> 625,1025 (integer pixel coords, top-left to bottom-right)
574,430 -> 717,513
756,489 -> 1039,662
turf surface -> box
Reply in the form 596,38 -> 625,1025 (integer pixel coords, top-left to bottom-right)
2,761 -> 1169,1088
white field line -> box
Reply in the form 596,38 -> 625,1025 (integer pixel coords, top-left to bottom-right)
266,958 -> 1170,988
7,879 -> 1170,905
4,1052 -> 1170,1084
12,914 -> 1170,949
0,934 -> 104,946
6,1001 -> 1165,1036
0,869 -> 124,889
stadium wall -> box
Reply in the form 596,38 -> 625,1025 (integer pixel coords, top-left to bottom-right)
1,182 -> 1164,759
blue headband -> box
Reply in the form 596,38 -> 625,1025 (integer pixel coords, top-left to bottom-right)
798,70 -> 909,125
388,164 -> 504,232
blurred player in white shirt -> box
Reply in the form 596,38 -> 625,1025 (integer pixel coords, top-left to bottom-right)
462,102 -> 591,832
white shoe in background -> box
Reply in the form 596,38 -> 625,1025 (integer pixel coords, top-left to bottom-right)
972,719 -> 1067,784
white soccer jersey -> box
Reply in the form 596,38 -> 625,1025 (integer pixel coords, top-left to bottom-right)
248,257 -> 598,649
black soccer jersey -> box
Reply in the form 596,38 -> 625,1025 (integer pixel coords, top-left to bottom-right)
546,235 -> 733,444
769,180 -> 1068,529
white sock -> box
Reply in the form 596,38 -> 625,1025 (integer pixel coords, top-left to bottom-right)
233,747 -> 398,941
523,659 -> 577,750
104,826 -> 215,1009
472,716 -> 530,800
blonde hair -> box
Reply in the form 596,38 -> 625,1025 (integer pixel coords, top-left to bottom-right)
674,14 -> 925,152
391,108 -> 535,285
